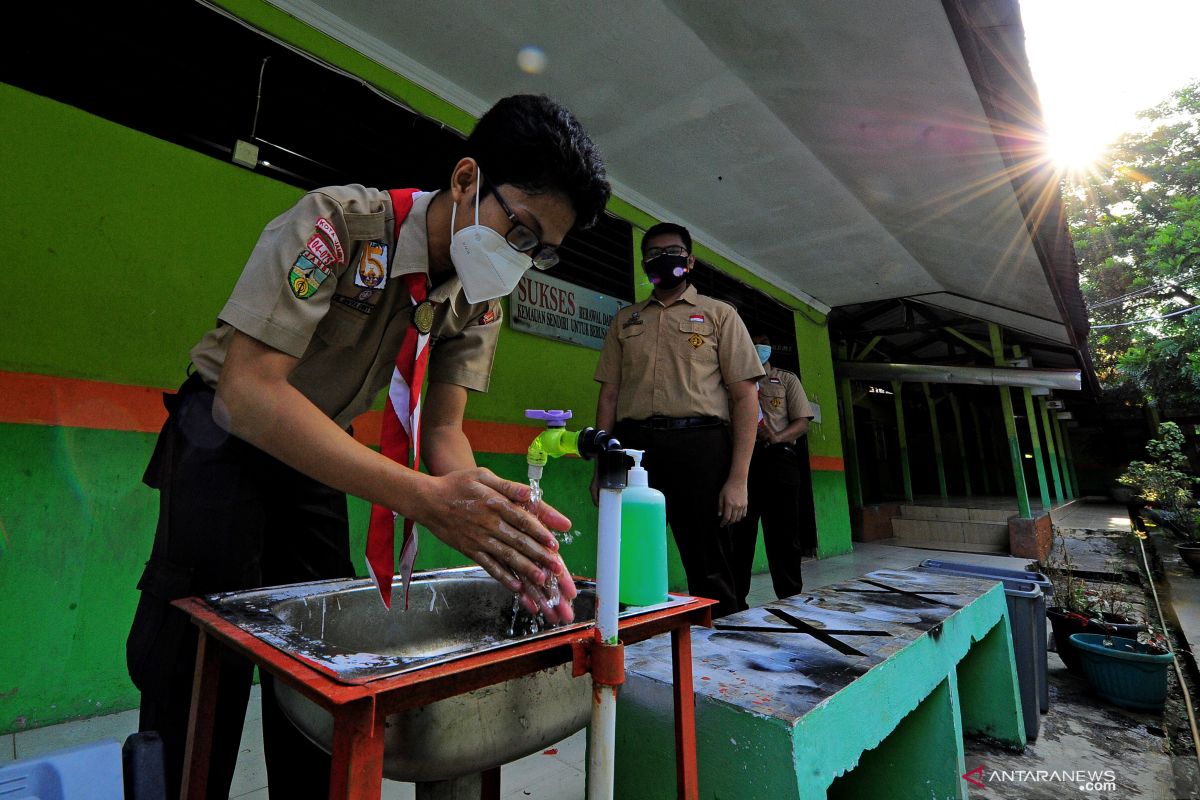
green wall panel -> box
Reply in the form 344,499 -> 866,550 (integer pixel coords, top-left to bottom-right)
0,425 -> 157,732
1,83 -> 303,388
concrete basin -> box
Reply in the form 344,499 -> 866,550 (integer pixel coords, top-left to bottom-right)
204,566 -> 686,782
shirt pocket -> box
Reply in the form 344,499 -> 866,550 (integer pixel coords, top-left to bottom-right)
315,299 -> 370,347
673,319 -> 717,361
618,323 -> 646,371
759,384 -> 787,412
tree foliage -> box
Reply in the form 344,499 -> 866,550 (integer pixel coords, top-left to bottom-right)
1066,81 -> 1200,412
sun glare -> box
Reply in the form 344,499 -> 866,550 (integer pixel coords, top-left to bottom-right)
1047,124 -> 1106,174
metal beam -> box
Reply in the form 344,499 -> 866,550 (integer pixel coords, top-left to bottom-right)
834,361 -> 1082,391
942,326 -> 993,358
838,343 -> 863,509
1037,396 -> 1066,505
892,381 -> 914,502
922,383 -> 949,500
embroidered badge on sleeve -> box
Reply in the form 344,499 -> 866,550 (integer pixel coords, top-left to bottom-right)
289,252 -> 332,299
307,233 -> 336,267
477,308 -> 497,326
356,241 -> 388,290
314,217 -> 344,263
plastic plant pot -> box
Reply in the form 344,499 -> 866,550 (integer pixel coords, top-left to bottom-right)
1177,542 -> 1200,576
1069,633 -> 1173,711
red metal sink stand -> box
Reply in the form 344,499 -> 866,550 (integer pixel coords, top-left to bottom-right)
173,593 -> 715,800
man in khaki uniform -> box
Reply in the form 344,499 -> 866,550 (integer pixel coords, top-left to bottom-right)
126,95 -> 610,798
593,222 -> 763,617
733,332 -> 816,606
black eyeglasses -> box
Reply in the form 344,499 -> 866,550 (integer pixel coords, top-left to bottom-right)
644,245 -> 689,261
486,180 -> 559,270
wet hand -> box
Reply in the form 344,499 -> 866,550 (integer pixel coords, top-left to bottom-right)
414,468 -> 577,622
718,478 -> 748,526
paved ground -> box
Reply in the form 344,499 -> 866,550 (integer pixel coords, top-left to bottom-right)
4,509 -> 1197,799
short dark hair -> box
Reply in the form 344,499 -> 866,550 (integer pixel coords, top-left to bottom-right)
642,222 -> 692,254
465,94 -> 611,230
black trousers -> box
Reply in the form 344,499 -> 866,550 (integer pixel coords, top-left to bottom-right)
612,421 -> 739,617
126,373 -> 355,799
732,443 -> 807,606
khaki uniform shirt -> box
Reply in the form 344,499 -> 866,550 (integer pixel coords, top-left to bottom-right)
191,186 -> 503,429
594,284 -> 764,421
758,366 -> 814,445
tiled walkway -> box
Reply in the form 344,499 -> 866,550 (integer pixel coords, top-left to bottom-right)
1,543 -> 1036,798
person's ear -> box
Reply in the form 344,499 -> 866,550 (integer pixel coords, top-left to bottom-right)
686,252 -> 696,271
449,158 -> 479,203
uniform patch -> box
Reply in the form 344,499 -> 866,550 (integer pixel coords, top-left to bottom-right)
332,294 -> 375,315
314,217 -> 344,263
688,333 -> 705,349
477,308 -> 497,326
356,241 -> 388,289
623,311 -> 643,328
769,377 -> 782,384
357,289 -> 378,301
307,233 -> 336,266
689,313 -> 705,323
771,398 -> 783,408
288,254 -> 332,300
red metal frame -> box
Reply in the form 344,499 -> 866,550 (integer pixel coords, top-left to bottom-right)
174,593 -> 714,800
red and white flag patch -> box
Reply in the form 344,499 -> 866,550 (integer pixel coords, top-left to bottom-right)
689,313 -> 705,323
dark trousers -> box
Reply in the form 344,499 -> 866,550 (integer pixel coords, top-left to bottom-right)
612,421 -> 739,617
733,443 -> 807,606
126,373 -> 355,799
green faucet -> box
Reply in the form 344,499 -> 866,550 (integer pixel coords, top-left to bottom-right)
525,410 -> 582,480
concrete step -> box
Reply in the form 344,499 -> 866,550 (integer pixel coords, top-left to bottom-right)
899,505 -> 1012,524
882,538 -> 1010,555
892,518 -> 1010,549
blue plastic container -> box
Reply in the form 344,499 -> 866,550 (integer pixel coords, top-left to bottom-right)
917,559 -> 1052,719
0,740 -> 124,799
1069,633 -> 1173,711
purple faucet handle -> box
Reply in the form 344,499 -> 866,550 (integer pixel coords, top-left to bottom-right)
525,409 -> 573,427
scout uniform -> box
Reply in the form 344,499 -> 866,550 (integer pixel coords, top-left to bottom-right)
127,186 -> 502,797
594,284 -> 763,616
733,365 -> 816,605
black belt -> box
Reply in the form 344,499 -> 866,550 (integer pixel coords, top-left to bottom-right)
628,416 -> 724,430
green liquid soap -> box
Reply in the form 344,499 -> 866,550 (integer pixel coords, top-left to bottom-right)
619,450 -> 668,607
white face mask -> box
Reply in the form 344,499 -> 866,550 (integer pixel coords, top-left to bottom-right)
450,171 -> 531,304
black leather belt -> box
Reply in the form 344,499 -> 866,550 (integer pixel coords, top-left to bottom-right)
629,416 -> 724,430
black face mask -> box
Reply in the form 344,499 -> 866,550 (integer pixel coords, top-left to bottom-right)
644,254 -> 689,291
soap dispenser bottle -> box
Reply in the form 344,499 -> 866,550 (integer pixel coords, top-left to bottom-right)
618,449 -> 668,606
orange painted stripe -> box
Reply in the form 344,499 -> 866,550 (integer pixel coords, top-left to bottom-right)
0,371 -> 542,456
0,371 -> 169,433
351,411 -> 541,455
1,371 -> 844,464
809,455 -> 845,472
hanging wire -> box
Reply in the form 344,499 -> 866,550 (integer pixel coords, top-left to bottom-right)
1091,304 -> 1200,330
250,56 -> 269,141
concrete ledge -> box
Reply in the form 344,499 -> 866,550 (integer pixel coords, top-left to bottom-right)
854,503 -> 902,542
1008,512 -> 1052,560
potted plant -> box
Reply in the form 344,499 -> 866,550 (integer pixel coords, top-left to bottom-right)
1120,422 -> 1200,575
1069,633 -> 1173,711
1043,538 -> 1145,673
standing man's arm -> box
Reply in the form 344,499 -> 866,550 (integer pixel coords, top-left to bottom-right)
769,374 -> 814,444
720,379 -> 758,525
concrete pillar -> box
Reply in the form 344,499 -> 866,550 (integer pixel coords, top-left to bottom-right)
892,381 -> 914,503
1037,396 -> 1066,506
922,382 -> 949,500
988,325 -> 1031,518
948,393 -> 973,498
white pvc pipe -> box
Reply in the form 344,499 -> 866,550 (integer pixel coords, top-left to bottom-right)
834,361 -> 1082,390
594,488 -> 622,645
587,486 -> 622,800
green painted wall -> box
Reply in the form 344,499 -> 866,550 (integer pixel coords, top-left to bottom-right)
0,0 -> 848,732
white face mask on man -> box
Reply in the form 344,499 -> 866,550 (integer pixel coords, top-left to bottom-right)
450,170 -> 531,304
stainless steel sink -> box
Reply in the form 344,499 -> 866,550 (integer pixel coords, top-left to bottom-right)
204,566 -> 689,782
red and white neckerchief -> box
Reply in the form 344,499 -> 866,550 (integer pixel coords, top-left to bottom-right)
366,189 -> 429,610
